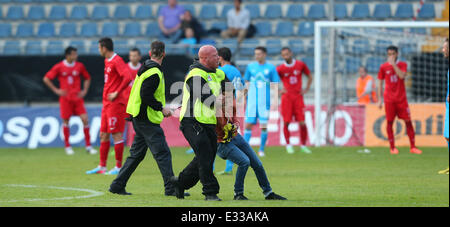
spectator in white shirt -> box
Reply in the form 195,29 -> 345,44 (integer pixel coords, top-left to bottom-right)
221,0 -> 250,43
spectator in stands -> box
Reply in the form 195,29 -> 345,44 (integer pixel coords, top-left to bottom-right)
356,66 -> 377,104
221,0 -> 250,43
181,10 -> 206,43
158,0 -> 185,43
180,28 -> 197,55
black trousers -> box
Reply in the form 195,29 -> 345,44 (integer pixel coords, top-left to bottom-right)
110,118 -> 175,195
178,119 -> 220,196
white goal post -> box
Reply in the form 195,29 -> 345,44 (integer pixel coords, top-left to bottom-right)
313,21 -> 449,147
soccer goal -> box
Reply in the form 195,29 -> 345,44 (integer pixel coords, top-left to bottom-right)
313,21 -> 449,147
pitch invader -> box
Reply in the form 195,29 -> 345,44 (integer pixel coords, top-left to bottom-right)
43,47 -> 96,155
243,46 -> 281,157
377,46 -> 422,155
125,48 -> 142,147
276,47 -> 313,154
86,38 -> 133,175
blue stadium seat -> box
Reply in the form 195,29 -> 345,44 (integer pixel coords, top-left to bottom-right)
265,4 -> 282,19
418,3 -> 435,19
302,57 -> 314,72
16,23 -> 34,37
255,22 -> 272,37
375,40 -> 393,55
92,5 -> 109,20
46,41 -> 64,55
386,27 -> 404,33
27,5 -> 45,20
101,22 -> 119,37
373,4 -> 391,19
286,4 -> 305,19
275,22 -> 294,36
366,57 -> 384,73
399,42 -> 417,55
123,22 -> 141,37
210,22 -> 227,31
240,39 -> 260,56
134,5 -> 153,19
352,39 -> 370,54
89,41 -> 99,54
307,4 -> 326,19
345,57 -> 361,73
6,6 -> 24,20
306,39 -> 314,55
298,22 -> 314,37
37,23 -> 55,38
410,27 -> 427,35
351,4 -> 370,19
334,4 -> 348,19
26,41 -> 43,55
266,40 -> 282,55
59,23 -> 77,37
395,3 -> 414,19
181,4 -> 196,15
288,39 -> 305,55
245,4 -> 260,19
69,40 -> 87,55
114,40 -> 129,55
221,4 -> 233,19
135,40 -> 150,54
49,6 -> 66,20
80,23 -> 98,37
70,6 -> 88,20
199,5 -> 217,19
3,41 -> 21,55
0,24 -> 12,38
145,22 -> 160,37
222,39 -> 238,53
114,5 -> 131,19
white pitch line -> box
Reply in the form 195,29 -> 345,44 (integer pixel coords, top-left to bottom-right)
1,184 -> 104,203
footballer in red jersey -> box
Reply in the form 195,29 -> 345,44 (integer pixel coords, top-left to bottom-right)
86,38 -> 133,175
43,46 -> 96,156
125,48 -> 142,147
276,47 -> 313,154
377,45 -> 422,155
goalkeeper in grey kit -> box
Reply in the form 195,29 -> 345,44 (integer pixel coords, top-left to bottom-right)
215,88 -> 287,201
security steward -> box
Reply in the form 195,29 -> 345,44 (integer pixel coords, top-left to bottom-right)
109,41 -> 184,197
170,45 -> 230,201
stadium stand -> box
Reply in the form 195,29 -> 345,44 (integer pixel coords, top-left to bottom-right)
0,0 -> 447,62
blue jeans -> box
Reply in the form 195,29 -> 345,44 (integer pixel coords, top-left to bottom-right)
217,134 -> 272,196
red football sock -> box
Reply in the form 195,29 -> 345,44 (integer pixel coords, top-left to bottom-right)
114,140 -> 124,168
300,124 -> 308,146
84,126 -> 91,147
63,124 -> 70,148
387,121 -> 395,149
99,141 -> 110,167
283,122 -> 291,145
405,120 -> 416,149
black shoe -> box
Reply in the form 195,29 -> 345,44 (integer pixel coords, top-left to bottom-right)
165,191 -> 191,197
234,194 -> 249,200
205,195 -> 222,201
109,187 -> 132,196
265,192 -> 287,200
169,176 -> 185,199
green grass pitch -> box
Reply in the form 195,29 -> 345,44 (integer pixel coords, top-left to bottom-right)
0,146 -> 448,207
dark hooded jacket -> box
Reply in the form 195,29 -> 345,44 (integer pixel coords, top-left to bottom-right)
182,61 -> 230,125
135,59 -> 164,122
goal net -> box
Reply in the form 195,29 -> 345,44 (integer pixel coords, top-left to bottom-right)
313,21 -> 449,147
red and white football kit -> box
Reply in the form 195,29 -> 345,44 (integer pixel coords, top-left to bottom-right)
276,60 -> 310,146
